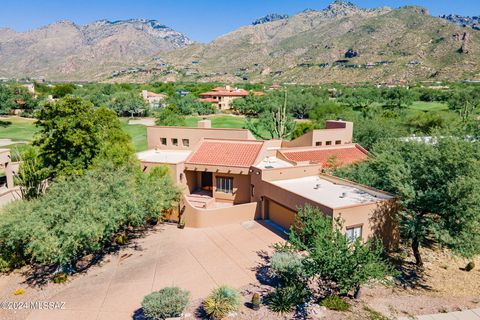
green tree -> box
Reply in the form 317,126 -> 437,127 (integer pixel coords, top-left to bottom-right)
92,107 -> 137,168
231,93 -> 269,116
51,83 -> 76,98
34,96 -> 100,177
11,85 -> 38,112
308,101 -> 345,123
288,205 -> 391,296
336,137 -> 480,266
381,87 -> 415,109
108,91 -> 147,117
155,107 -> 186,126
291,121 -> 316,139
0,84 -> 15,115
338,87 -> 380,117
448,88 -> 480,122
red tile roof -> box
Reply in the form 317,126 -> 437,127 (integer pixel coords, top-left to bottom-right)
199,97 -> 218,103
280,144 -> 368,167
186,140 -> 264,168
200,87 -> 249,97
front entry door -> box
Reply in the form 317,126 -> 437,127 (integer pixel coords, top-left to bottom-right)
201,172 -> 213,191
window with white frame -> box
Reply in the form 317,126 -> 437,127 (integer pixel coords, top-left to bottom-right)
216,176 -> 233,193
346,225 -> 362,242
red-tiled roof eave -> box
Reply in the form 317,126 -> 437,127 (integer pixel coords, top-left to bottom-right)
280,144 -> 369,167
185,140 -> 265,168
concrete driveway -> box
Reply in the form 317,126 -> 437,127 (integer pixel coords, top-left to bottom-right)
2,221 -> 285,320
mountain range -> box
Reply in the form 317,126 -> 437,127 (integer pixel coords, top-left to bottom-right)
0,1 -> 479,84
0,19 -> 192,81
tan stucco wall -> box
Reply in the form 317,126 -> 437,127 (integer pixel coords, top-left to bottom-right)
282,121 -> 353,148
147,126 -> 254,150
4,161 -> 19,189
213,173 -> 251,204
257,165 -> 322,182
182,196 -> 259,228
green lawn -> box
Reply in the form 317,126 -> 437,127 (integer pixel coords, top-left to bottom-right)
409,101 -> 449,112
184,115 -> 246,129
0,116 -> 148,152
120,120 -> 148,152
0,117 -> 38,142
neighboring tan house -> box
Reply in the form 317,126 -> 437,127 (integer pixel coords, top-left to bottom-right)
138,119 -> 397,245
141,90 -> 167,108
199,86 -> 249,110
0,149 -> 21,207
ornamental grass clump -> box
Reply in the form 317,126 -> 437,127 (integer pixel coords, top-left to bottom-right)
203,286 -> 242,320
142,287 -> 190,320
320,295 -> 350,311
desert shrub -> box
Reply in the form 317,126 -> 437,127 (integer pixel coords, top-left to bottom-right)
320,295 -> 350,311
0,166 -> 180,270
203,286 -> 242,320
142,287 -> 190,320
288,205 -> 392,296
270,251 -> 305,285
267,284 -> 307,314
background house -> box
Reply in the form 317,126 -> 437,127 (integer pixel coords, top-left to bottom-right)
199,86 -> 249,110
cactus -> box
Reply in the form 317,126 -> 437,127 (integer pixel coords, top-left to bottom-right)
251,292 -> 261,311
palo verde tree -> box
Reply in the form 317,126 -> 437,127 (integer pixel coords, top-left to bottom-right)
288,205 -> 391,297
335,136 -> 480,266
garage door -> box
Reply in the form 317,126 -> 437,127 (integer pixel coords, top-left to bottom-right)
267,199 -> 296,230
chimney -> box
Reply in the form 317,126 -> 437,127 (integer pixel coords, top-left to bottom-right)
225,85 -> 231,91
141,90 -> 148,100
197,119 -> 212,128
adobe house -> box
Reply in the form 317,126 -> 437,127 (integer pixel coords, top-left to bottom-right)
199,86 -> 249,110
141,90 -> 167,108
139,119 -> 396,243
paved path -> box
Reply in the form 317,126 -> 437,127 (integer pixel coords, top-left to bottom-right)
399,309 -> 480,320
0,221 -> 285,320
128,118 -> 155,126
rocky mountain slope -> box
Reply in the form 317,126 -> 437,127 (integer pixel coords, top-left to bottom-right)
441,15 -> 480,30
134,1 -> 479,84
0,19 -> 193,81
1,1 -> 479,84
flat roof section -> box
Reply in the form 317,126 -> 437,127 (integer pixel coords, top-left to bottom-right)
270,176 -> 391,209
137,149 -> 191,164
255,156 -> 294,169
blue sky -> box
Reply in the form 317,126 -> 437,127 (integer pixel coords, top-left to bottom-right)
1,0 -> 478,42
